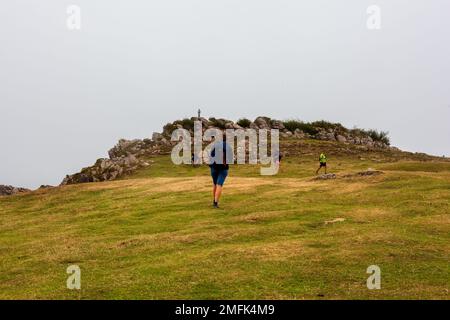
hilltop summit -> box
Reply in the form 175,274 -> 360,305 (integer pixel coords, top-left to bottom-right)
58,116 -> 441,186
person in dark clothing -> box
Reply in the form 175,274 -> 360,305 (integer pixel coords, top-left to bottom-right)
275,151 -> 283,168
209,136 -> 233,208
191,152 -> 200,167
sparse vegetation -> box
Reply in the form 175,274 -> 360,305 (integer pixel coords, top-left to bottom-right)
281,119 -> 391,145
208,117 -> 227,129
162,122 -> 176,136
282,119 -> 318,135
366,129 -> 390,145
349,127 -> 365,137
174,118 -> 195,131
236,118 -> 252,128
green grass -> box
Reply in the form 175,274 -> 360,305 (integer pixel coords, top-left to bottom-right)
379,161 -> 450,173
0,153 -> 449,299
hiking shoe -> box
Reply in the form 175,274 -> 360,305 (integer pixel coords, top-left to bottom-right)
213,201 -> 219,208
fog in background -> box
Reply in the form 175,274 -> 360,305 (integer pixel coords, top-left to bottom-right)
1,0 -> 449,189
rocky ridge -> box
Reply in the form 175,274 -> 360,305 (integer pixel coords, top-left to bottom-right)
59,116 -> 395,185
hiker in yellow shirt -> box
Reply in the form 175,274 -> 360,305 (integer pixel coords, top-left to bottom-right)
316,153 -> 327,174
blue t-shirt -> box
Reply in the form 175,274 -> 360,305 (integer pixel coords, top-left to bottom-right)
210,141 -> 233,170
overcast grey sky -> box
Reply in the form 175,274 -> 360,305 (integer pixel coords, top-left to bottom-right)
1,0 -> 449,189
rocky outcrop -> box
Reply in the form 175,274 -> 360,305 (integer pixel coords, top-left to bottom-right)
60,115 -> 394,186
61,155 -> 150,185
61,133 -> 177,185
0,185 -> 31,196
107,138 -> 171,159
157,116 -> 391,149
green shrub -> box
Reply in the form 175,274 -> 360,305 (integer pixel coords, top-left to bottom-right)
367,129 -> 390,145
282,119 -> 301,132
282,119 -> 318,135
176,118 -> 195,131
208,117 -> 227,129
349,127 -> 365,137
162,123 -> 177,136
237,118 -> 252,128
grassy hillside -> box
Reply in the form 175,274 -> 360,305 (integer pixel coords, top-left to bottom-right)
0,141 -> 449,299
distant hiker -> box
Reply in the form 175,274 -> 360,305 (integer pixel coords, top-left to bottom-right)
274,151 -> 283,170
209,134 -> 233,208
316,153 -> 327,174
191,152 -> 199,167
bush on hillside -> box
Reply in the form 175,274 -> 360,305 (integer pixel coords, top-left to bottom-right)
162,123 -> 176,136
236,118 -> 252,128
349,127 -> 365,137
282,119 -> 318,135
367,129 -> 390,145
174,118 -> 195,131
208,117 -> 227,129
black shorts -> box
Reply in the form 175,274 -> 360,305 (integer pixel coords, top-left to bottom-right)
320,162 -> 327,167
210,167 -> 228,186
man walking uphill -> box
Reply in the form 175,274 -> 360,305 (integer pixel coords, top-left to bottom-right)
316,153 -> 327,174
209,134 -> 233,208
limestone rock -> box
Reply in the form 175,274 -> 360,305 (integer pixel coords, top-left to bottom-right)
270,120 -> 285,130
61,154 -> 148,186
253,117 -> 270,129
0,185 -> 31,196
152,132 -> 163,141
357,169 -> 383,176
313,173 -> 337,180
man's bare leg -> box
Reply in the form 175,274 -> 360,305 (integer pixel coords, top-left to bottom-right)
213,184 -> 217,202
214,185 -> 223,203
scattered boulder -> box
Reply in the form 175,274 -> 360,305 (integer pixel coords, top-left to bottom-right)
152,132 -> 163,141
0,185 -> 30,196
336,135 -> 347,143
313,173 -> 337,180
270,120 -> 285,130
342,168 -> 384,178
225,122 -> 235,129
357,169 -> 383,176
326,133 -> 336,141
285,131 -> 293,137
253,117 -> 271,129
315,131 -> 329,141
